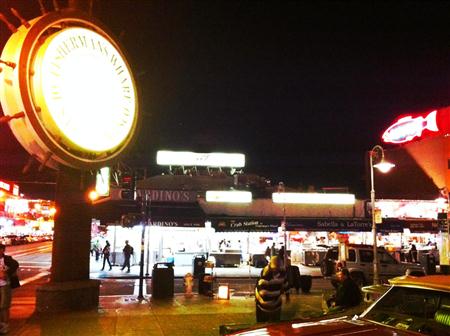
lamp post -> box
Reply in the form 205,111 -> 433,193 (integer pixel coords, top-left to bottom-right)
369,145 -> 395,285
279,182 -> 288,267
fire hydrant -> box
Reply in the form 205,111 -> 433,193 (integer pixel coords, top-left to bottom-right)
184,273 -> 194,298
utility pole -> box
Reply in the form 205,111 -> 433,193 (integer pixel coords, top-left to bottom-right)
137,174 -> 147,301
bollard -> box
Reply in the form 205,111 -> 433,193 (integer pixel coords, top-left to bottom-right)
184,272 -> 194,298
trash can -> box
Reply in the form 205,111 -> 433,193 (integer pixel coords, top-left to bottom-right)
193,255 -> 206,278
420,253 -> 436,275
152,262 -> 174,299
198,273 -> 214,296
300,275 -> 312,293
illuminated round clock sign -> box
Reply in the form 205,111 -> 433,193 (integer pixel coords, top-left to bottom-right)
0,10 -> 139,170
34,27 -> 136,152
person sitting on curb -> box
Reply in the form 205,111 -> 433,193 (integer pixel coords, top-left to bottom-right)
326,268 -> 362,313
285,258 -> 301,294
255,256 -> 289,322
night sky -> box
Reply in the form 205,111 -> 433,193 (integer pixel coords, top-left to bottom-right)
2,1 -> 450,198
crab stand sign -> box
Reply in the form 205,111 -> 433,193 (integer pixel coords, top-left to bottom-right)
0,8 -> 138,312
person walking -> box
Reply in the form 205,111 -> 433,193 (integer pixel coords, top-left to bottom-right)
0,244 -> 20,334
278,245 -> 286,265
101,240 -> 112,271
93,239 -> 101,261
264,246 -> 271,261
255,256 -> 289,322
270,242 -> 276,257
121,240 -> 134,273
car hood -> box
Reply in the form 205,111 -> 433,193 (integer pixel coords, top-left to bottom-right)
229,316 -> 416,335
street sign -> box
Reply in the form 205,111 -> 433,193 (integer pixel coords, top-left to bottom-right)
374,209 -> 382,224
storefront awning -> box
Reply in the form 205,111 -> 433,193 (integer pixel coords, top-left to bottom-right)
149,203 -> 205,228
287,218 -> 440,233
286,218 -> 372,232
92,200 -> 206,227
393,219 -> 441,233
209,216 -> 442,233
210,217 -> 280,232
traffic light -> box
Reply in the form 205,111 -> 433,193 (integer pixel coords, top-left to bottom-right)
121,174 -> 135,200
120,189 -> 135,200
122,175 -> 133,189
121,213 -> 143,227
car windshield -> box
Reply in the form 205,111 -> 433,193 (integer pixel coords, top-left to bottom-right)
361,286 -> 450,335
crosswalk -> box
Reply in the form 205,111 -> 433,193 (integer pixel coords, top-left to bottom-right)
19,271 -> 50,286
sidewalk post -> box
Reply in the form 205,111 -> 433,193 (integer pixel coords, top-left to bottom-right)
138,177 -> 148,300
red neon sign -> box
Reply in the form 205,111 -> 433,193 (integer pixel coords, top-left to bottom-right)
382,110 -> 439,144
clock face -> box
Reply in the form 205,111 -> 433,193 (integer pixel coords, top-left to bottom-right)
31,27 -> 137,152
0,10 -> 140,170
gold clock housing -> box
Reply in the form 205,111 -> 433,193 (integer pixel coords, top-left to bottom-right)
0,9 -> 139,170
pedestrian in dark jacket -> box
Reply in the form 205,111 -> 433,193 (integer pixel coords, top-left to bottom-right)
121,240 -> 134,273
0,244 -> 19,334
327,268 -> 362,309
285,258 -> 301,294
255,256 -> 289,322
101,240 -> 112,271
409,244 -> 418,263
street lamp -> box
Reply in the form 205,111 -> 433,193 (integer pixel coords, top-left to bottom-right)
369,145 -> 395,285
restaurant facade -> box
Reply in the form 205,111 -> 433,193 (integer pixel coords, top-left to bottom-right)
91,173 -> 446,269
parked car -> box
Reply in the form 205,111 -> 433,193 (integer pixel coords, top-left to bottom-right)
224,275 -> 450,335
15,235 -> 30,245
320,244 -> 425,286
2,234 -> 19,246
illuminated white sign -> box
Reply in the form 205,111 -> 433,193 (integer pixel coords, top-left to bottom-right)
376,199 -> 447,219
272,192 -> 355,205
5,199 -> 29,214
156,151 -> 245,168
0,181 -> 11,192
95,167 -> 110,196
12,184 -> 19,196
206,190 -> 252,203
